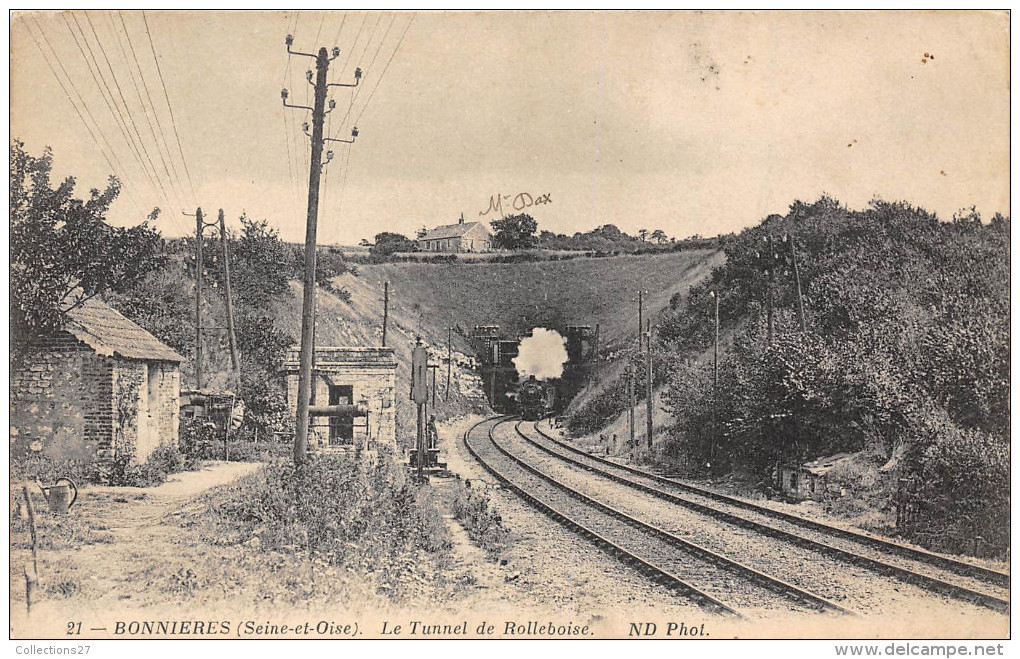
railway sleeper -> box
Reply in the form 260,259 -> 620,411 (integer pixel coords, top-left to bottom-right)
527,421 -> 1009,589
517,422 -> 1008,614
492,419 -> 854,616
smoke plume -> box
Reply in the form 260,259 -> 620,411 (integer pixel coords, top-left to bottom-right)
513,328 -> 568,381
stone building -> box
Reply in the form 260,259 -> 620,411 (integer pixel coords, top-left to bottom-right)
10,298 -> 184,466
778,453 -> 852,501
418,214 -> 492,252
284,347 -> 397,453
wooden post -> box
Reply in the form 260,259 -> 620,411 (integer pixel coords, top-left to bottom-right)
645,319 -> 653,450
628,366 -> 636,452
416,402 -> 425,478
21,486 -> 38,614
445,327 -> 452,401
766,235 -> 775,345
293,48 -> 331,465
382,281 -> 389,346
218,210 -> 241,388
711,291 -> 719,468
637,290 -> 643,350
194,207 -> 204,389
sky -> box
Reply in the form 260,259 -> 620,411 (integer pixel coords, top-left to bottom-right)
10,10 -> 1011,245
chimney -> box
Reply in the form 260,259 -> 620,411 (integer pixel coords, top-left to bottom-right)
459,212 -> 464,224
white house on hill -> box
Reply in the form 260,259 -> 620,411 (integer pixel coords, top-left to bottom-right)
418,214 -> 492,253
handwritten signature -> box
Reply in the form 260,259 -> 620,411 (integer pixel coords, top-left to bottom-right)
479,192 -> 552,217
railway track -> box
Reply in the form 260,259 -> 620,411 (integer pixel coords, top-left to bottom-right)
464,416 -> 857,618
515,419 -> 1009,614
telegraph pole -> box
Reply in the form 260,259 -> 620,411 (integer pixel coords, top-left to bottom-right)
710,290 -> 719,469
645,319 -> 653,450
445,327 -> 452,401
282,36 -> 360,465
627,365 -> 636,452
382,281 -> 389,346
637,289 -> 644,350
194,208 -> 204,389
218,210 -> 241,387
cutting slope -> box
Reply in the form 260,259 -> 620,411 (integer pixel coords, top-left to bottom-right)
348,250 -> 723,351
266,249 -> 722,444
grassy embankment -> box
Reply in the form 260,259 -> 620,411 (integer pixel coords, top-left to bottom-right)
259,249 -> 723,444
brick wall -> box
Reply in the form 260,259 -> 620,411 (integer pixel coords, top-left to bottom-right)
11,332 -> 181,466
11,333 -> 112,463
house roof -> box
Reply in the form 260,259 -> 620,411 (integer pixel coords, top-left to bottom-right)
800,452 -> 854,477
65,297 -> 185,362
420,221 -> 489,241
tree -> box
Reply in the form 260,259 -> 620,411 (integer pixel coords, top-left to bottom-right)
230,214 -> 291,307
10,140 -> 165,348
370,231 -> 417,258
650,229 -> 668,245
416,225 -> 428,239
491,213 -> 538,250
638,228 -> 649,242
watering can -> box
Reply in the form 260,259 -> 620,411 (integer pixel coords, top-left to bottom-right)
38,478 -> 78,514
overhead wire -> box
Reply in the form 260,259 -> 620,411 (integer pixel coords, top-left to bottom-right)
331,12 -> 416,245
142,10 -> 197,203
321,11 -> 374,236
312,11 -> 326,46
24,18 -> 147,217
62,12 -> 161,200
105,10 -> 185,212
81,11 -> 173,211
281,13 -> 299,208
331,11 -> 347,49
336,13 -> 366,80
353,13 -> 415,127
117,11 -> 189,210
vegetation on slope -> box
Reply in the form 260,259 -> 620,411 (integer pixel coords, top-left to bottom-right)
352,249 -> 722,349
652,197 -> 1009,555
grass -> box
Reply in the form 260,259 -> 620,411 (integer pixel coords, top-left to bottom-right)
353,249 -> 723,349
10,457 -> 467,614
10,487 -> 116,550
195,454 -> 455,605
450,479 -> 511,560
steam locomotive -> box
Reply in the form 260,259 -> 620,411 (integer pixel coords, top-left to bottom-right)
515,376 -> 554,421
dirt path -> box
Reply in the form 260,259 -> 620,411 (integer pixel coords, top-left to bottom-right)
86,461 -> 262,533
10,460 -> 263,627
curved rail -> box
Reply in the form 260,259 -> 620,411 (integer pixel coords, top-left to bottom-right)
466,416 -> 856,617
518,420 -> 1009,614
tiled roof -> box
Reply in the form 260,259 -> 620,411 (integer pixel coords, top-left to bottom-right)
65,297 -> 184,362
420,221 -> 489,241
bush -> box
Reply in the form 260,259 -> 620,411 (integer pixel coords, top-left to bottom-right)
213,454 -> 452,599
89,442 -> 194,487
179,417 -> 223,459
902,420 -> 1009,557
566,375 -> 629,436
451,480 -> 510,558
